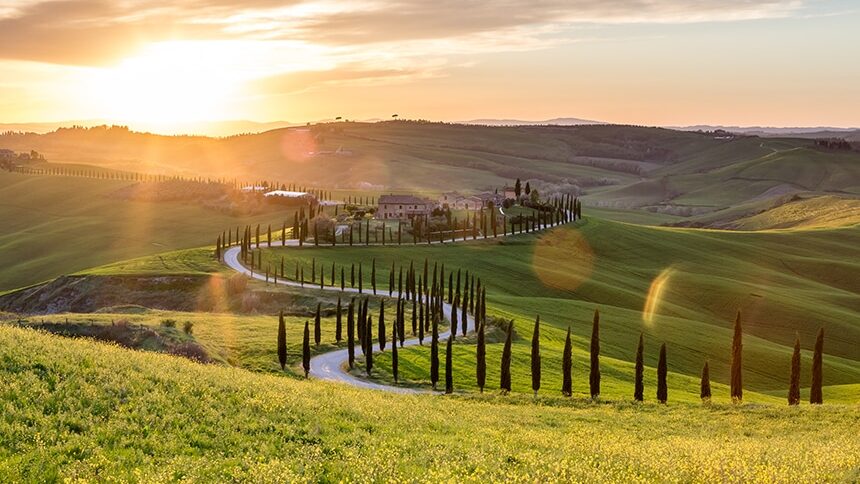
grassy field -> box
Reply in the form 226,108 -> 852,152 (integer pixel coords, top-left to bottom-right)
252,217 -> 860,402
1,325 -> 858,481
0,171 -> 299,291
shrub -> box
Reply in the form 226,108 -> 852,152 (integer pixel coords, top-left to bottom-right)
183,321 -> 194,335
160,318 -> 177,328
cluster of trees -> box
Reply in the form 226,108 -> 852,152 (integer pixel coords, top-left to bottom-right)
0,149 -> 45,170
274,257 -> 488,390
277,295 -> 828,404
814,138 -> 853,151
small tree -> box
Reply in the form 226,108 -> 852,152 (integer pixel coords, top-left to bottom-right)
277,309 -> 287,370
657,343 -> 668,404
476,320 -> 486,393
314,303 -> 322,346
634,333 -> 644,402
347,298 -> 355,369
589,309 -> 601,400
562,326 -> 572,397
445,335 -> 454,394
788,334 -> 801,406
730,311 -> 743,404
430,314 -> 439,390
700,361 -> 711,403
392,322 -> 399,383
810,328 -> 824,404
302,320 -> 310,378
365,312 -> 373,375
531,315 -> 541,397
500,321 -> 513,394
378,300 -> 386,351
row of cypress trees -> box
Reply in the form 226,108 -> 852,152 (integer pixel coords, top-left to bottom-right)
279,302 -> 830,404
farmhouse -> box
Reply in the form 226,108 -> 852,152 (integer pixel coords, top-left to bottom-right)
503,186 -> 517,200
377,194 -> 433,220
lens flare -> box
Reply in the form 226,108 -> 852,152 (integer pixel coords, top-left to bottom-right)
532,228 -> 594,292
643,267 -> 674,325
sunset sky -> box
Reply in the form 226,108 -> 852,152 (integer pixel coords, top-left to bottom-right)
2,0 -> 859,131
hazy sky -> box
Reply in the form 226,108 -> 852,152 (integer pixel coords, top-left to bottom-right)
2,0 -> 859,129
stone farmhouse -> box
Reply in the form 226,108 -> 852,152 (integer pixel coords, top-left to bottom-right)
376,194 -> 434,220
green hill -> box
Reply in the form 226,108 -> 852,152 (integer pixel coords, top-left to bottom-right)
1,325 -> 858,481
251,217 -> 860,401
0,171 -> 298,291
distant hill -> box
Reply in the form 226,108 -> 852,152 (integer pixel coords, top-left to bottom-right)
461,117 -> 604,126
2,121 -> 858,219
676,125 -> 860,140
0,119 -> 300,137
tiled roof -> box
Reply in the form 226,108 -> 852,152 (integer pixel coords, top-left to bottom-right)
378,194 -> 430,205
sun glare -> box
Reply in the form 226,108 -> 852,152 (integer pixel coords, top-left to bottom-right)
643,267 -> 674,326
91,42 -> 246,125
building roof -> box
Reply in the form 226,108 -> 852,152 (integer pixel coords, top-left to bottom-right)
378,194 -> 431,205
264,190 -> 311,198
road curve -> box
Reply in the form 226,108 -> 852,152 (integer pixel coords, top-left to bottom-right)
223,213 -> 572,393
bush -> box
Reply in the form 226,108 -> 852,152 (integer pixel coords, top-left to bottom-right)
160,318 -> 177,328
227,273 -> 248,296
183,321 -> 194,335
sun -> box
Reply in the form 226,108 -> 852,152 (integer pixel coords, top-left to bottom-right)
92,41 -> 247,126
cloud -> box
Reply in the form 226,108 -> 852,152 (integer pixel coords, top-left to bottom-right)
0,0 -> 807,66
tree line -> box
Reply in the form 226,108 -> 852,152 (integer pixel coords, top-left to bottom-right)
277,294 -> 828,405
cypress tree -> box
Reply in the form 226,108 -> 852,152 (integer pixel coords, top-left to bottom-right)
701,361 -> 711,403
562,326 -> 572,397
392,322 -> 399,383
371,258 -> 377,295
450,294 -> 459,338
341,267 -> 345,291
378,300 -> 386,351
351,263 -> 355,287
476,320 -> 486,393
445,335 -> 454,394
277,310 -> 287,370
448,272 -> 453,303
460,294 -> 468,336
810,328 -> 824,404
302,320 -> 310,378
347,298 -> 355,368
314,303 -> 321,346
365,311 -> 373,375
531,315 -> 541,396
500,321 -> 512,394
589,308 -> 601,400
358,263 -> 363,293
788,334 -> 801,406
634,333 -> 644,402
730,311 -> 743,404
411,298 -> 417,335
430,314 -> 439,390
357,299 -> 365,351
335,297 -> 342,343
657,343 -> 667,404
418,298 -> 425,344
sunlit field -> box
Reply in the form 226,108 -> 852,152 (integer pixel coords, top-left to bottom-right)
3,1 -> 860,479
1,326 -> 858,481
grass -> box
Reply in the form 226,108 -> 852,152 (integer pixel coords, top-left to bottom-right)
252,216 -> 860,401
0,171 -> 299,291
1,325 -> 858,481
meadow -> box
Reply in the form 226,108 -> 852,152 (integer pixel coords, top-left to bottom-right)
252,217 -> 860,401
1,325 -> 858,482
0,171 -> 299,291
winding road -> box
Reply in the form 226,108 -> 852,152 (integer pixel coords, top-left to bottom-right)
223,212 -> 572,393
